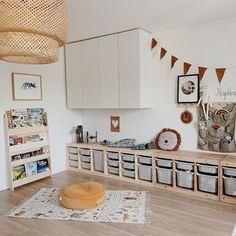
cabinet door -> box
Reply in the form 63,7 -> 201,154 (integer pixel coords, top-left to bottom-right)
65,43 -> 83,108
119,30 -> 140,108
99,35 -> 119,108
81,39 -> 100,108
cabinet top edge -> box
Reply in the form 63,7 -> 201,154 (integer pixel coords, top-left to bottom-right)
67,28 -> 153,44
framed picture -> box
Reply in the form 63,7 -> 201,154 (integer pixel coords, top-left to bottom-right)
177,74 -> 199,103
12,73 -> 42,100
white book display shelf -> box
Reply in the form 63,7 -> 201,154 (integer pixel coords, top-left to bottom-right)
4,109 -> 52,191
67,143 -> 236,205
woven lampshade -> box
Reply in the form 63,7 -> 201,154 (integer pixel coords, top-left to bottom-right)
0,0 -> 67,64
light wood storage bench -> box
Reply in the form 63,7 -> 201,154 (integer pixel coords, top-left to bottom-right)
66,143 -> 236,204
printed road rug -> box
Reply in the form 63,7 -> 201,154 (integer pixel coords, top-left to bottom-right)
6,188 -> 148,224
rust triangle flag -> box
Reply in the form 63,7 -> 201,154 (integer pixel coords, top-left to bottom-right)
151,38 -> 158,49
215,68 -> 226,84
171,56 -> 178,69
198,67 -> 207,80
184,62 -> 191,75
160,48 -> 167,60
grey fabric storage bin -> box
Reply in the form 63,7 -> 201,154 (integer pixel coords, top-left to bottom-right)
122,169 -> 135,178
197,173 -> 218,193
122,162 -> 135,170
107,152 -> 119,160
176,161 -> 194,171
79,148 -> 90,156
108,166 -> 119,175
81,162 -> 91,170
197,164 -> 218,175
138,164 -> 152,181
223,176 -> 236,196
176,170 -> 194,189
156,167 -> 172,185
121,153 -> 135,162
156,158 -> 172,168
69,153 -> 78,161
223,167 -> 236,177
93,150 -> 104,172
68,147 -> 78,154
107,160 -> 119,167
138,155 -> 152,165
80,155 -> 90,163
69,160 -> 78,168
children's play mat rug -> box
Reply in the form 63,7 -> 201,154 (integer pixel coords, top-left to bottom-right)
6,188 -> 148,224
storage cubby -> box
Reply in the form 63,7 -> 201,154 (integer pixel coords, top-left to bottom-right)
121,153 -> 135,179
66,143 -> 236,204
220,156 -> 236,204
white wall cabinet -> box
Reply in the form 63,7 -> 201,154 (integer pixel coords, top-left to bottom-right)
99,34 -> 119,108
65,29 -> 153,109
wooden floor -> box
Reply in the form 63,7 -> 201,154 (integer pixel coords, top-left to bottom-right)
0,171 -> 235,236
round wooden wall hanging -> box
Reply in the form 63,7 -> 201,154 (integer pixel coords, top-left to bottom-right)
180,110 -> 193,124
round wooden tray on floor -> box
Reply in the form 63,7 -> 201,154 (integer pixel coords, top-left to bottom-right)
59,182 -> 105,210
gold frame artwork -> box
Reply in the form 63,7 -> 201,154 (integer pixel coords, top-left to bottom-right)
12,73 -> 42,100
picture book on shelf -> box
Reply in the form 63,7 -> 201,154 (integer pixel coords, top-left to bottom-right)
27,108 -> 44,126
12,165 -> 26,181
9,136 -> 23,146
37,159 -> 49,173
11,109 -> 28,128
25,161 -> 37,176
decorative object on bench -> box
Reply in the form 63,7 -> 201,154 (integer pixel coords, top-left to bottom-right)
0,0 -> 67,64
86,131 -> 98,143
75,125 -> 84,143
198,102 -> 236,152
7,187 -> 148,224
132,141 -> 155,150
59,182 -> 105,210
108,139 -> 136,148
100,139 -> 111,146
155,128 -> 181,151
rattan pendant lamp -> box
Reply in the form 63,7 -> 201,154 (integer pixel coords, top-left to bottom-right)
0,0 -> 67,64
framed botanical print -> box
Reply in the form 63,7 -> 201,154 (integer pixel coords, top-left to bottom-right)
177,74 -> 199,103
12,73 -> 42,100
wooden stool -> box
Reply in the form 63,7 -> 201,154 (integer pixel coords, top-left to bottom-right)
59,182 -> 105,210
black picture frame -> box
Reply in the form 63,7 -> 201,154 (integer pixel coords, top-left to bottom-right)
177,74 -> 200,104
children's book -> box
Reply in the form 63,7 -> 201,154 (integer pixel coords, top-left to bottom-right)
37,159 -> 49,173
25,161 -> 37,176
12,165 -> 26,181
11,109 -> 28,128
27,108 -> 44,126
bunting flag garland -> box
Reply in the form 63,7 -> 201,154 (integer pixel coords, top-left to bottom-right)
151,38 -> 157,49
184,62 -> 191,75
154,38 -> 232,83
171,56 -> 178,69
215,68 -> 226,84
198,67 -> 207,80
160,47 -> 167,60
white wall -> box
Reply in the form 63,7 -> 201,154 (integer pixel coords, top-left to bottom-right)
0,49 -> 82,191
81,18 -> 236,151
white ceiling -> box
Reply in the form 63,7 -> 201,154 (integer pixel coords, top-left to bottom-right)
67,0 -> 236,42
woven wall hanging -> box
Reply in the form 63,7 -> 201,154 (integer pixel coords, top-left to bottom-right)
0,0 -> 67,64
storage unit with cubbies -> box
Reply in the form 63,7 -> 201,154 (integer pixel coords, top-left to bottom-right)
66,143 -> 236,204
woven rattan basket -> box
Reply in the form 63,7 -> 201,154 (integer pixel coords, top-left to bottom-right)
0,0 -> 67,64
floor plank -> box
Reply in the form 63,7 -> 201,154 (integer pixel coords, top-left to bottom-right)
0,170 -> 235,236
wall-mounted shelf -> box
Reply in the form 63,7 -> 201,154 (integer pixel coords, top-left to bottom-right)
4,109 -> 52,191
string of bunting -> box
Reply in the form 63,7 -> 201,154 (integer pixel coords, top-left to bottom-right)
151,38 -> 227,84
